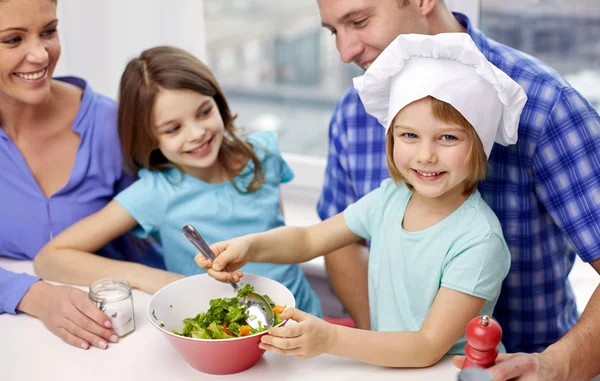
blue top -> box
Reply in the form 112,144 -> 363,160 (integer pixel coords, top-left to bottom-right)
317,13 -> 600,352
115,131 -> 322,317
344,179 -> 510,354
0,77 -> 165,315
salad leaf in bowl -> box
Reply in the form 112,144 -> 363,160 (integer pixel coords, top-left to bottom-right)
170,284 -> 285,339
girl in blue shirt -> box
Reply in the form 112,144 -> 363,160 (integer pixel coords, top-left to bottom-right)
35,46 -> 322,318
197,33 -> 527,367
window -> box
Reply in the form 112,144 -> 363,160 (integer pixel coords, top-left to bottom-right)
204,1 -> 362,159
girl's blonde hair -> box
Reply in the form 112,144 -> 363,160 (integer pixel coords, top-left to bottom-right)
118,46 -> 265,192
386,96 -> 487,195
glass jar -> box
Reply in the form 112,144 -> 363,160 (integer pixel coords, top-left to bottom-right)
89,279 -> 135,337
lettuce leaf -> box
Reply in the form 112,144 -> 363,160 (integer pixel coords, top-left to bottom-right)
170,284 -> 282,340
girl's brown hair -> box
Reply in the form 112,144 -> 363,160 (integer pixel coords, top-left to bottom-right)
386,96 -> 487,195
118,46 -> 264,192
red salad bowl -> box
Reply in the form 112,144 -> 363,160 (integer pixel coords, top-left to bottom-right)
147,273 -> 295,375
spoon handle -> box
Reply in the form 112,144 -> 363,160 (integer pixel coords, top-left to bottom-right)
182,224 -> 239,291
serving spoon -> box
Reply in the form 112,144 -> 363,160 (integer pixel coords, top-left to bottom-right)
182,224 -> 275,330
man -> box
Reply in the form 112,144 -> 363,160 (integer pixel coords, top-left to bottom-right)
315,0 -> 600,380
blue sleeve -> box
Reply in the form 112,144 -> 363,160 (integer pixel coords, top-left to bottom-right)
89,91 -> 136,195
248,130 -> 294,184
533,87 -> 600,263
0,268 -> 39,314
281,158 -> 294,184
342,186 -> 384,242
317,91 -> 357,220
115,172 -> 138,194
114,172 -> 166,239
441,233 -> 511,301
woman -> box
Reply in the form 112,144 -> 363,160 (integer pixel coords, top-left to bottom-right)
0,0 -> 180,351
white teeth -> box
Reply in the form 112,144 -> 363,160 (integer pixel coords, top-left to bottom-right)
15,68 -> 46,80
416,170 -> 441,177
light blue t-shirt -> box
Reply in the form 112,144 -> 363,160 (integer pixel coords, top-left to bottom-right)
344,179 -> 510,354
115,131 -> 322,317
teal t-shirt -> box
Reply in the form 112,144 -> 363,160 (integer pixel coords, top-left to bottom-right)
115,131 -> 322,317
343,179 -> 510,354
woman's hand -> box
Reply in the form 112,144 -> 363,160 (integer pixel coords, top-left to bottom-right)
17,281 -> 119,350
259,308 -> 336,359
194,237 -> 253,283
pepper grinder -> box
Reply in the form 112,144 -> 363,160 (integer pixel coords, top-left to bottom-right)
462,315 -> 502,369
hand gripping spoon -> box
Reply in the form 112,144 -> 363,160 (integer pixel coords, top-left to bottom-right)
182,224 -> 274,330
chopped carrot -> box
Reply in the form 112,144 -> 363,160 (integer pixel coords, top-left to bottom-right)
222,327 -> 233,336
272,305 -> 285,315
239,325 -> 251,337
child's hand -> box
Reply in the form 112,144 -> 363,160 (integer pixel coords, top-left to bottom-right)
194,237 -> 251,283
259,308 -> 336,359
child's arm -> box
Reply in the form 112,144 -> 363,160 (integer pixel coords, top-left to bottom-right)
262,287 -> 485,367
199,213 -> 362,281
34,201 -> 182,294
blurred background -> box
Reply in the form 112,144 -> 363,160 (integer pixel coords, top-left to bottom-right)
206,0 -> 600,157
54,0 -> 600,318
55,0 -> 600,160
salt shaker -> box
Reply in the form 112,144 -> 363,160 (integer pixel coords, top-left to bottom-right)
89,279 -> 136,337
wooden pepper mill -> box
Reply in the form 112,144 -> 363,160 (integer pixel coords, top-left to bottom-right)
462,315 -> 502,369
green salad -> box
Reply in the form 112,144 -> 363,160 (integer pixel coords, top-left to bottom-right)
167,284 -> 285,339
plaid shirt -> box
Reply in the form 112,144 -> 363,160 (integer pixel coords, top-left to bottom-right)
317,13 -> 600,353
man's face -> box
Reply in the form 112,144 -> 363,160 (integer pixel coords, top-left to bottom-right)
318,0 -> 430,69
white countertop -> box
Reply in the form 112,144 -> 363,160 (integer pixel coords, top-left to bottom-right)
0,258 -> 459,381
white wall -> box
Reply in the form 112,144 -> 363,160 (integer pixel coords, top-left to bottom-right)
54,0 -> 206,100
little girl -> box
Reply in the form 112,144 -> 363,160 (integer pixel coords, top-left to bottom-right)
34,46 -> 322,317
197,33 -> 527,367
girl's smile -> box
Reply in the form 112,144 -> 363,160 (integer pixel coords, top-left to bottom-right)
185,136 -> 214,158
412,169 -> 446,181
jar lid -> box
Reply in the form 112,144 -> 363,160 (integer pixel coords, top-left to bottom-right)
89,279 -> 132,303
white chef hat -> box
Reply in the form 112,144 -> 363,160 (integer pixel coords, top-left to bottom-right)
353,33 -> 527,157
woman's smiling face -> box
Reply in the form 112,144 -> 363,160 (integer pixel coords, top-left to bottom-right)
0,0 -> 60,105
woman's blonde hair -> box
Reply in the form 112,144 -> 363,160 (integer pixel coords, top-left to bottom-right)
118,46 -> 264,192
386,96 -> 487,195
